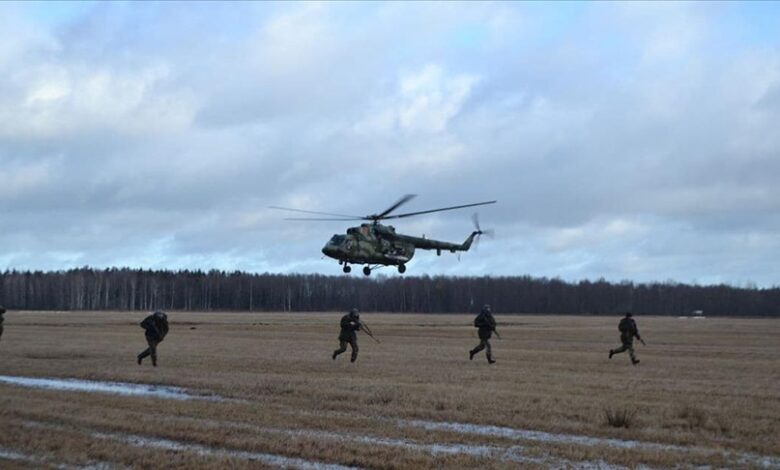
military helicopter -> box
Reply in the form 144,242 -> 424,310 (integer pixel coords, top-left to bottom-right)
270,195 -> 496,276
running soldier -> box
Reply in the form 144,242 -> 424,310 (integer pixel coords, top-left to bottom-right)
609,312 -> 643,365
137,311 -> 169,367
0,306 -> 5,341
332,308 -> 361,362
469,304 -> 497,364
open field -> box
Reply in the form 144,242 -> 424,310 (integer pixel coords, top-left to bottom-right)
1,312 -> 779,469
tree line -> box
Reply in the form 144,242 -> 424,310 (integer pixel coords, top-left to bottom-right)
0,268 -> 778,316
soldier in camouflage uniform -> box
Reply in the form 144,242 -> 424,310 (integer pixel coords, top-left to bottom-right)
0,306 -> 5,341
137,311 -> 169,367
469,304 -> 497,364
332,308 -> 361,362
609,312 -> 642,365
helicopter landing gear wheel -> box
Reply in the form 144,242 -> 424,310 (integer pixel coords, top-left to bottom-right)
363,266 -> 371,276
343,265 -> 351,273
398,264 -> 406,274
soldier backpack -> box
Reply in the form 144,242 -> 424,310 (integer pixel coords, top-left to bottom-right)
618,318 -> 632,334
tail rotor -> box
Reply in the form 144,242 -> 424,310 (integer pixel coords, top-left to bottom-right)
471,213 -> 494,250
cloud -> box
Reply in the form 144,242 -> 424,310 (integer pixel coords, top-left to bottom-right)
2,2 -> 780,287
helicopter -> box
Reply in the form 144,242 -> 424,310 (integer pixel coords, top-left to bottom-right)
269,195 -> 496,276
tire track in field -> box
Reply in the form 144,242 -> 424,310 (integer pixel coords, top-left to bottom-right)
7,375 -> 777,468
91,431 -> 358,470
398,418 -> 780,469
18,416 -> 627,469
118,412 -> 632,468
0,446 -> 113,470
17,420 -> 357,470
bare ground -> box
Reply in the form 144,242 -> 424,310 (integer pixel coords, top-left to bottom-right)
1,312 -> 778,469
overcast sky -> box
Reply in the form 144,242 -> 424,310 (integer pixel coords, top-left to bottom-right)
1,2 -> 779,286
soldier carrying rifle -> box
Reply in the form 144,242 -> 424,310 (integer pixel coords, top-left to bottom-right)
609,312 -> 644,365
332,308 -> 378,362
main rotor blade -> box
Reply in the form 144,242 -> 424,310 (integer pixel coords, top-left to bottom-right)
268,206 -> 363,219
283,217 -> 364,221
384,200 -> 497,219
372,194 -> 417,220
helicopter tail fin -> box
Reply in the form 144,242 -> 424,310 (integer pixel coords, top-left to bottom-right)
461,231 -> 480,251
461,213 -> 494,251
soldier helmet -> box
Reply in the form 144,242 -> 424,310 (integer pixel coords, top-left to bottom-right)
625,312 -> 633,317
482,304 -> 491,312
154,311 -> 167,320
350,308 -> 359,318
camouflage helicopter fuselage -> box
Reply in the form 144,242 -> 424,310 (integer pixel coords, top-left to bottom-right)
322,223 -> 480,272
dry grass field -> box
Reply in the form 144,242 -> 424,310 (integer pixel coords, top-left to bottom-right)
1,311 -> 778,469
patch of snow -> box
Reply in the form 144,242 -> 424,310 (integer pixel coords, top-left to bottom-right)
0,375 -> 222,401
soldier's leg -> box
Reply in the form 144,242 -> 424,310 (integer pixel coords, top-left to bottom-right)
137,348 -> 150,364
149,339 -> 158,367
628,344 -> 639,364
470,339 -> 486,360
611,344 -> 628,355
485,339 -> 495,363
349,339 -> 359,362
0,325 -> 3,341
333,340 -> 348,359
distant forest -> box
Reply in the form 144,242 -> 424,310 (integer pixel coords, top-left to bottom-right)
1,268 -> 778,316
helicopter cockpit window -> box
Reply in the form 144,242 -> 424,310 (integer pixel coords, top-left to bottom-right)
330,235 -> 346,245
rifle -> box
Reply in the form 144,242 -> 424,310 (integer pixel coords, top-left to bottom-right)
360,321 -> 381,343
638,337 -> 646,346
493,328 -> 501,340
